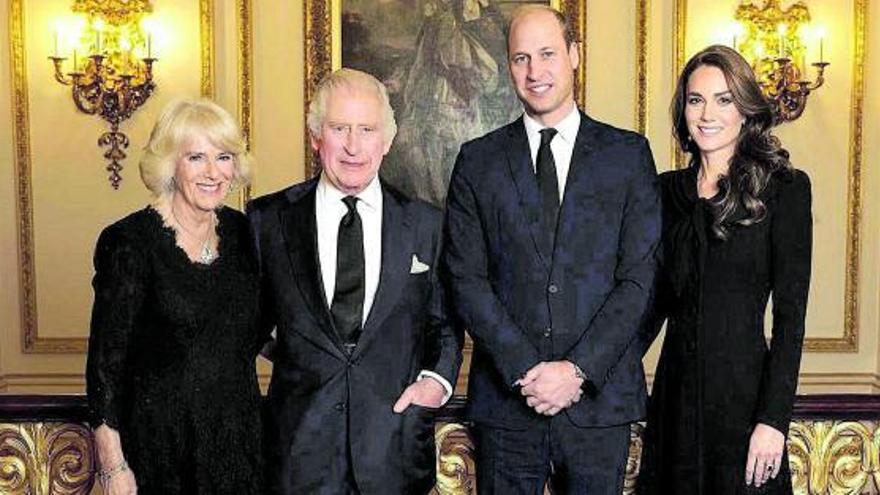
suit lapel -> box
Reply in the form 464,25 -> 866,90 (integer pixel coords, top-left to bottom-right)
555,114 -> 601,252
353,185 -> 414,359
280,184 -> 347,357
504,118 -> 551,268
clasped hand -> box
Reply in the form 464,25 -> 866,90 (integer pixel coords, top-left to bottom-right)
517,361 -> 584,416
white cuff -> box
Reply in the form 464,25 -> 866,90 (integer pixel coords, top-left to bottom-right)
417,370 -> 453,405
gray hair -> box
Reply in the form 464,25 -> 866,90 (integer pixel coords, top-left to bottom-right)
307,68 -> 398,144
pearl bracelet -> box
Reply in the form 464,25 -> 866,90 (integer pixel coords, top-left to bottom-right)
97,460 -> 129,484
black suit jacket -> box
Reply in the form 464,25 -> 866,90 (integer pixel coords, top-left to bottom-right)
443,113 -> 661,429
248,177 -> 463,494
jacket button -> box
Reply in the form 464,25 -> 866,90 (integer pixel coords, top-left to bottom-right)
334,402 -> 346,412
548,284 -> 559,294
543,328 -> 552,338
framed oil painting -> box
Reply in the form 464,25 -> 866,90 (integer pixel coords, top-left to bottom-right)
305,0 -> 586,207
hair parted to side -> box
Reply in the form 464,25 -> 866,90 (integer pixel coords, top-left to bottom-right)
307,68 -> 397,144
139,98 -> 252,198
506,5 -> 577,50
671,44 -> 792,240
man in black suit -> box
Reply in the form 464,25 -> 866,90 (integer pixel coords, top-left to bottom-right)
443,6 -> 661,493
248,68 -> 463,495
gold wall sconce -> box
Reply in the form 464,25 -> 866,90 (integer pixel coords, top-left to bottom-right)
48,1 -> 158,189
728,0 -> 829,124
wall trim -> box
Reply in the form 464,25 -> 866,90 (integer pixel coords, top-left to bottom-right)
236,0 -> 254,207
635,0 -> 649,134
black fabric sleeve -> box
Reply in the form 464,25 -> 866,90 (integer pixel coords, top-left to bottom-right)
85,224 -> 148,429
755,170 -> 812,436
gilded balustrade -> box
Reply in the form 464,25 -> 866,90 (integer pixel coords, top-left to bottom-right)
1,395 -> 878,495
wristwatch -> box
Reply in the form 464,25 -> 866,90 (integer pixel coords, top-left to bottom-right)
572,362 -> 587,382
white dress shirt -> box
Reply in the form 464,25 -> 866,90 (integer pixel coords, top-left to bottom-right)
315,173 -> 453,403
522,104 -> 581,202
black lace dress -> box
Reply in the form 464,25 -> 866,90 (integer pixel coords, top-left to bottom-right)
86,206 -> 264,494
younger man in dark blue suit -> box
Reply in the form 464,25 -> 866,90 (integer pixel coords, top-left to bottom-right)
443,6 -> 661,493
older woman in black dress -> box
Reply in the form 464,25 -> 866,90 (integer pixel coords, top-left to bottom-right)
638,45 -> 812,494
86,99 -> 263,494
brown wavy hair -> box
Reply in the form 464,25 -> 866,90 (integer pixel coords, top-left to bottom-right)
671,44 -> 792,240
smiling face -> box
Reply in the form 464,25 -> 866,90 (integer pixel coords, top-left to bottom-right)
172,134 -> 236,214
311,86 -> 391,195
685,64 -> 745,166
507,8 -> 579,127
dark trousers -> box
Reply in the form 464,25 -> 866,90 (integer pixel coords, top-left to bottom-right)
474,416 -> 631,495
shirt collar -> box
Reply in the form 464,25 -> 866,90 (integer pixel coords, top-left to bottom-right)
523,104 -> 581,144
318,173 -> 382,212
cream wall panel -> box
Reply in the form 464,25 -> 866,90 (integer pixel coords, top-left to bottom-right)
249,0 -> 304,197
585,0 -> 637,129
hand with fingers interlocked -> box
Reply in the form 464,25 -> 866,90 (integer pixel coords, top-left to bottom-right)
517,361 -> 584,416
744,423 -> 786,488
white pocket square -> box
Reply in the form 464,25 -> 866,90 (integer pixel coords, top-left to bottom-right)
410,254 -> 430,274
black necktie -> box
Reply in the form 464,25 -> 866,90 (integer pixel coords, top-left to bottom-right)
331,196 -> 364,350
536,128 -> 560,248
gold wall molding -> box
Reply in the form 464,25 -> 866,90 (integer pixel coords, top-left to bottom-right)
0,422 -> 95,495
236,0 -> 253,206
200,0 -> 214,98
9,0 -> 217,354
635,0 -> 649,135
672,0 -> 687,168
671,0 -> 866,353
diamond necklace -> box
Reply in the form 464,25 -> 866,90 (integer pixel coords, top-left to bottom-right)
171,206 -> 217,264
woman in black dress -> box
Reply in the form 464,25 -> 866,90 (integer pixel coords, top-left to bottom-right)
638,45 -> 812,494
86,99 -> 264,494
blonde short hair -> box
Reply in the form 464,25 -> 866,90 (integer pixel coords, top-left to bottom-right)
139,99 -> 252,198
307,68 -> 397,144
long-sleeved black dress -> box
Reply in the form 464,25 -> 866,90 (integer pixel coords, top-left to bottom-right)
638,167 -> 812,494
86,206 -> 264,494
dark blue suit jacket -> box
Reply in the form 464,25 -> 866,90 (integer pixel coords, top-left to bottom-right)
443,113 -> 661,429
248,178 -> 463,494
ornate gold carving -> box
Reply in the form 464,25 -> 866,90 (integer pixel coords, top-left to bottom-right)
635,0 -> 649,135
0,418 -> 876,493
71,0 -> 152,26
0,422 -> 95,495
672,1 -> 865,352
236,0 -> 254,207
434,423 -> 476,495
10,0 -> 217,353
789,420 -> 880,494
624,422 -> 644,494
